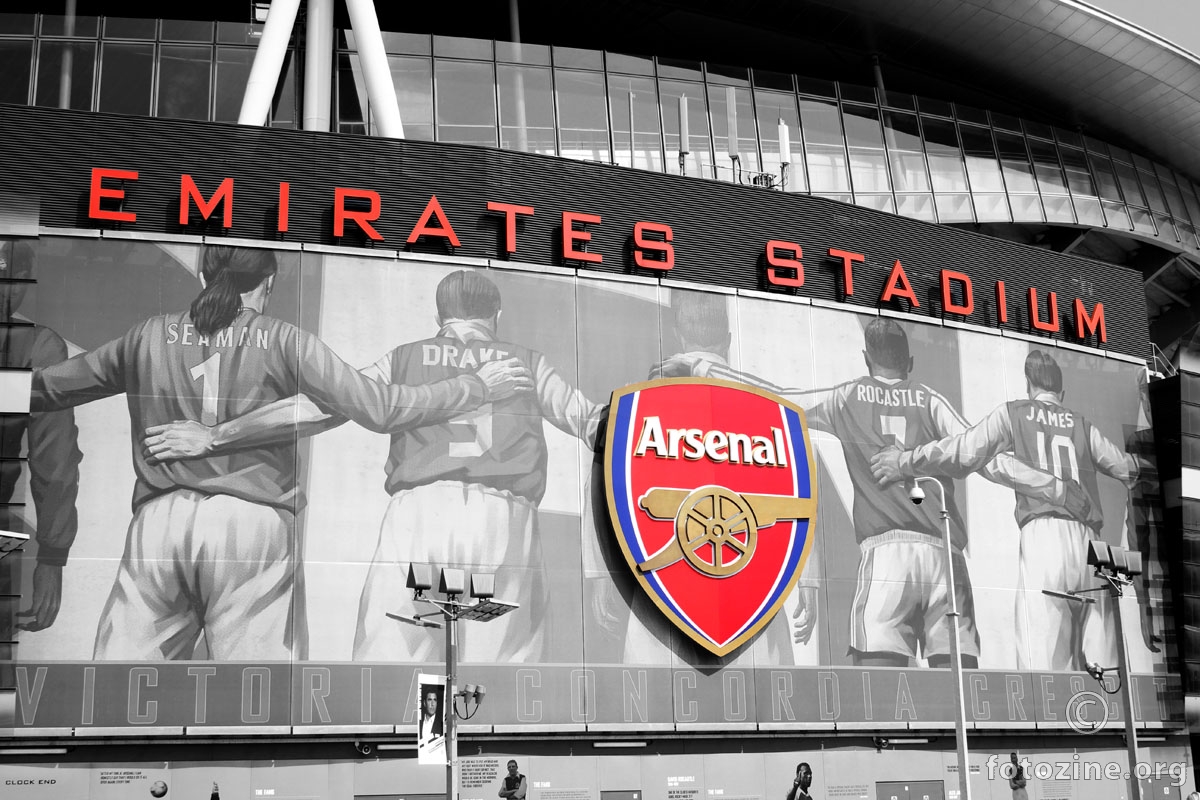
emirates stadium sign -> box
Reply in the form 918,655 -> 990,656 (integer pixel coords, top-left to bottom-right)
604,378 -> 818,656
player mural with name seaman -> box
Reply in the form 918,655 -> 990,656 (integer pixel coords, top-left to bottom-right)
145,268 -> 605,663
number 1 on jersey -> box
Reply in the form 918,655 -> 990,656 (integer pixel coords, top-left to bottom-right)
190,352 -> 221,425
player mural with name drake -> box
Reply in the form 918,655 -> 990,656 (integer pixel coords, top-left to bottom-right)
145,268 -> 604,663
32,246 -> 530,660
869,349 -> 1145,670
660,317 -> 1088,667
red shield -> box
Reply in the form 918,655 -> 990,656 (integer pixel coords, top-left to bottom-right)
604,378 -> 817,656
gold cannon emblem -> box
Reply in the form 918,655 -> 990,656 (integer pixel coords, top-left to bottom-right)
637,485 -> 817,578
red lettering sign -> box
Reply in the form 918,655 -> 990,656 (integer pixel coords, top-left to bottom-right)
334,188 -> 382,240
487,201 -> 535,254
940,270 -> 973,316
633,221 -> 674,271
180,175 -> 233,228
88,167 -> 138,223
563,211 -> 602,264
765,240 -> 804,288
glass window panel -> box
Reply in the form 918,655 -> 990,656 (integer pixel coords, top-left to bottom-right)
1042,194 -> 1075,223
1073,197 -> 1104,227
1154,213 -> 1178,241
270,49 -> 298,128
843,104 -> 890,193
0,41 -> 33,105
337,53 -> 367,131
958,123 -> 1004,192
706,63 -> 749,86
992,112 -> 1022,133
659,79 -> 712,178
1180,181 -> 1200,229
934,193 -> 973,222
795,76 -> 835,98
756,89 -> 804,192
1178,221 -> 1199,250
855,194 -> 895,213
553,46 -> 602,70
800,98 -> 848,192
955,104 -> 987,125
390,55 -> 433,141
1155,164 -> 1189,221
1137,166 -> 1168,213
1009,194 -> 1045,223
921,116 -> 967,192
41,15 -> 98,37
1023,120 -> 1054,140
217,22 -> 261,45
436,59 -> 497,146
1129,206 -> 1156,235
1084,135 -> 1108,154
606,52 -> 653,75
816,193 -> 853,203
1028,139 -> 1068,195
895,194 -> 936,221
555,68 -> 608,162
35,41 -> 94,110
882,112 -> 929,192
498,64 -> 555,155
158,45 -> 211,121
433,35 -> 492,60
609,75 -> 663,170
1058,145 -> 1096,197
496,41 -> 550,65
1115,160 -> 1147,206
839,83 -> 875,104
974,193 -> 1011,222
657,58 -> 703,81
708,83 -> 758,177
1087,153 -> 1122,202
161,20 -> 213,42
104,17 -> 156,39
214,46 -> 254,123
753,69 -> 793,92
99,42 -> 152,116
883,91 -> 915,111
1108,145 -> 1133,164
918,96 -> 952,117
1101,200 -> 1132,231
382,32 -> 431,56
994,131 -> 1036,193
1055,129 -> 1082,148
0,14 -> 35,34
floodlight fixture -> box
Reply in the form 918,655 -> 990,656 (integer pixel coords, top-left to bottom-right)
406,563 -> 434,593
1123,551 -> 1143,577
1108,545 -> 1129,574
1087,540 -> 1112,571
439,567 -> 466,597
470,573 -> 495,600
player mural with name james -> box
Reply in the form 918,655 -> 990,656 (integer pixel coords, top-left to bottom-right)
33,246 -> 531,660
146,268 -> 603,663
869,349 -> 1146,671
661,317 -> 1087,667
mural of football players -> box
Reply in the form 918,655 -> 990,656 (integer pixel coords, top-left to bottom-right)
145,268 -> 602,663
664,318 -> 1082,667
0,238 -> 81,635
870,349 -> 1142,670
33,246 -> 525,660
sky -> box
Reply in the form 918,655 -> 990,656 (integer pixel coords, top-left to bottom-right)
1083,0 -> 1200,57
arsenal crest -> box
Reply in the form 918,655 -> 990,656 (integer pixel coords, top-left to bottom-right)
604,378 -> 818,656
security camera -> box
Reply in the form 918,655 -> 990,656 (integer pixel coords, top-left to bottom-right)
355,742 -> 373,756
908,484 -> 925,505
1085,662 -> 1106,682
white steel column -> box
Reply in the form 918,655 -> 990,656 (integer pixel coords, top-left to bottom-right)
303,0 -> 335,131
343,0 -> 404,138
238,0 -> 303,126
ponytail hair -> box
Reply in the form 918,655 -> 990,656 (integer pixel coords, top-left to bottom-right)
191,246 -> 278,336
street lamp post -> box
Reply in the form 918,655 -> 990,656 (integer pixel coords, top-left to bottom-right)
909,476 -> 972,800
390,565 -> 518,800
1048,541 -> 1144,800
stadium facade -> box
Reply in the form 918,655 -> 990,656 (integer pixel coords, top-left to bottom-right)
0,2 -> 1198,799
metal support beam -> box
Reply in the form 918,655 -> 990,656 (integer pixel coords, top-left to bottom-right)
238,0 -> 303,126
303,0 -> 335,132
344,0 -> 404,138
